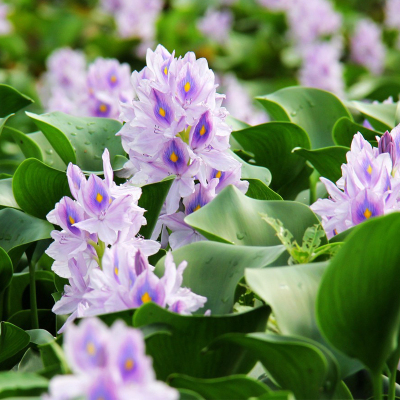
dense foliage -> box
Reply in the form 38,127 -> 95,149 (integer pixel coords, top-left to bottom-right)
2,0 -> 400,400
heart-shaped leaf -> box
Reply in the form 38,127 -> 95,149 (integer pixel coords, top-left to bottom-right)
256,87 -> 352,149
0,84 -> 33,117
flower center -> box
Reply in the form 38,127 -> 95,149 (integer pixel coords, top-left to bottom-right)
170,152 -> 178,162
364,208 -> 372,219
184,81 -> 191,92
96,193 -> 103,203
141,292 -> 152,303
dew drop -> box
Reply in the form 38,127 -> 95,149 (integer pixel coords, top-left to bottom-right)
236,232 -> 245,240
76,126 -> 84,130
67,122 -> 72,125
290,111 -> 297,117
45,149 -> 53,155
84,141 -> 91,145
4,234 -> 11,241
71,132 -> 77,137
94,154 -> 102,160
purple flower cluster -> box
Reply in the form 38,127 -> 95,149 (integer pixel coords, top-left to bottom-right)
0,1 -> 11,35
197,7 -> 233,45
311,128 -> 400,238
385,0 -> 400,30
44,318 -> 178,400
350,19 -> 386,75
47,149 -> 206,330
39,48 -> 132,121
219,73 -> 269,126
99,0 -> 163,45
118,45 -> 248,249
299,39 -> 345,97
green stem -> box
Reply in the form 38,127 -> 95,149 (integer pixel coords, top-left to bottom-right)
309,170 -> 319,205
372,373 -> 383,400
29,261 -> 39,329
389,370 -> 396,400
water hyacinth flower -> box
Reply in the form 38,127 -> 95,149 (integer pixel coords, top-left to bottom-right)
0,2 -> 12,35
99,0 -> 163,42
311,129 -> 400,238
47,148 -> 207,330
299,40 -> 345,97
43,318 -> 179,400
197,7 -> 233,45
38,48 -> 132,121
384,0 -> 400,30
118,44 -> 249,248
350,19 -> 386,75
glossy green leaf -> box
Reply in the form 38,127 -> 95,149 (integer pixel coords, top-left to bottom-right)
316,213 -> 400,375
251,390 -> 295,400
0,114 -> 13,137
38,339 -> 69,377
0,372 -> 48,398
278,163 -> 314,200
13,158 -> 71,219
185,185 -> 325,247
245,263 -> 362,378
6,271 -> 55,320
0,178 -> 20,209
6,126 -> 43,161
26,329 -> 55,346
257,87 -> 352,148
0,84 -> 33,117
245,179 -> 283,200
350,101 -> 397,131
155,241 -> 285,314
0,247 -> 12,293
0,208 -> 52,253
332,117 -> 382,147
232,122 -> 310,190
138,177 -> 174,239
209,333 -> 338,400
293,146 -> 348,183
179,388 -> 205,400
27,131 -> 66,170
169,374 -> 269,399
348,76 -> 400,102
26,111 -> 124,171
133,302 -> 270,380
231,150 -> 272,187
0,322 -> 30,365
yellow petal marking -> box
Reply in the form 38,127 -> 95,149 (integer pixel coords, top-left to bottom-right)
364,208 -> 372,219
199,125 -> 206,136
69,215 -> 75,225
159,107 -> 166,117
367,164 -> 372,174
215,170 -> 222,179
99,104 -> 108,113
184,81 -> 191,92
170,152 -> 178,162
164,66 -> 168,75
141,292 -> 152,303
114,266 -> 119,276
125,358 -> 134,371
194,204 -> 201,211
110,75 -> 117,83
86,342 -> 96,355
96,193 -> 103,203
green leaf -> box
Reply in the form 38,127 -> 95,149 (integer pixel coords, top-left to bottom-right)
138,177 -> 174,239
251,391 -> 295,400
0,84 -> 33,117
5,126 -> 43,161
26,329 -> 55,346
27,131 -> 66,170
6,272 -> 56,320
316,213 -> 400,375
169,374 -> 269,399
179,388 -> 205,400
0,372 -> 48,398
256,87 -> 352,149
26,111 -> 124,171
185,186 -> 325,248
293,146 -> 349,183
278,163 -> 314,200
245,263 -> 362,378
0,114 -> 13,137
232,122 -> 311,190
350,101 -> 397,131
0,178 -> 20,209
38,339 -> 69,377
133,303 -> 270,380
245,179 -> 283,200
332,117 -> 382,147
155,241 -> 285,314
0,208 -> 52,254
209,333 -> 339,400
0,322 -> 30,365
231,150 -> 272,187
13,158 -> 71,219
0,247 -> 12,293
